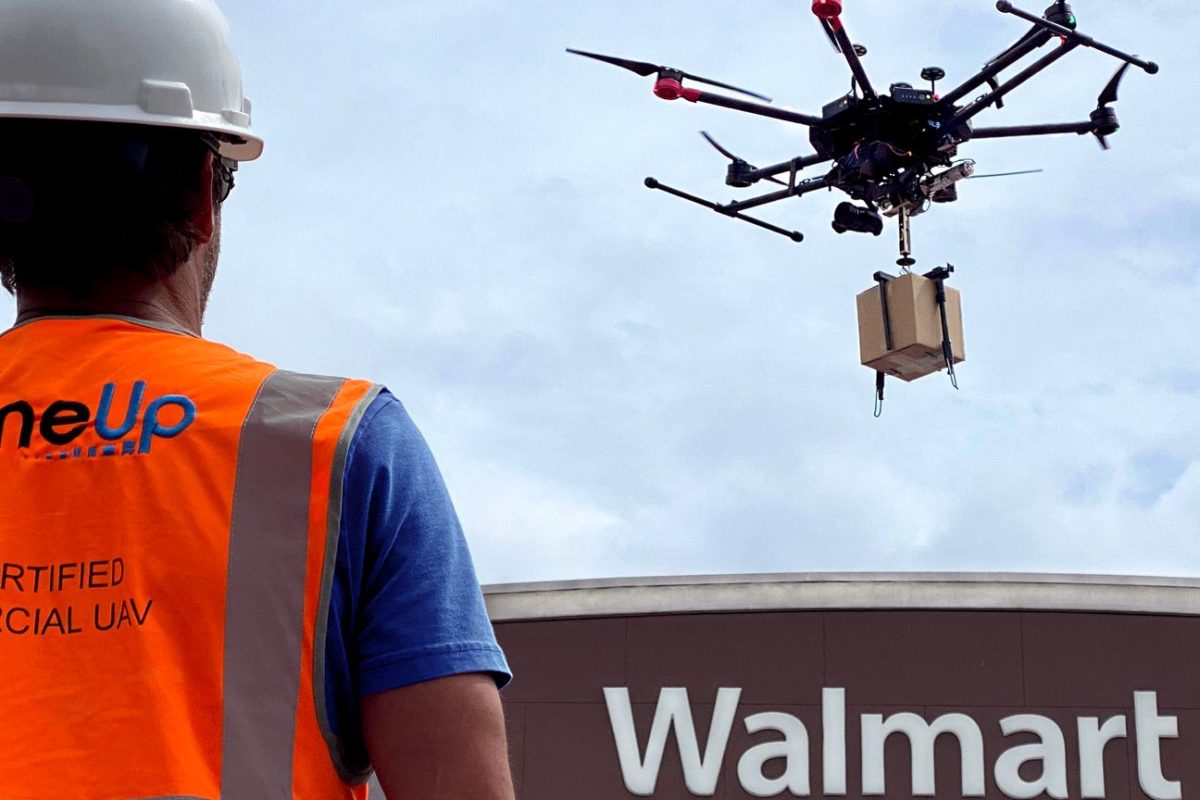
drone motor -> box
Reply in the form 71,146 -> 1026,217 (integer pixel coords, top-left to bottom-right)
812,0 -> 842,20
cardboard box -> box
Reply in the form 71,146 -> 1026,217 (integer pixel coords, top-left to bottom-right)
856,272 -> 965,382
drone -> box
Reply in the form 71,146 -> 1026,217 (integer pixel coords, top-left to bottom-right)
568,0 -> 1158,268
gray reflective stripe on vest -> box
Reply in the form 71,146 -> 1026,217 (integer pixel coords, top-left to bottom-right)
313,383 -> 382,784
221,370 -> 345,799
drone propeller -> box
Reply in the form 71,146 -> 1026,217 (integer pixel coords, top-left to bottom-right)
1097,62 -> 1131,107
1092,62 -> 1131,150
566,48 -> 772,102
817,18 -> 868,56
700,131 -> 787,187
819,18 -> 841,52
700,130 -> 740,162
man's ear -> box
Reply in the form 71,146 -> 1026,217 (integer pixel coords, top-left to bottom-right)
191,154 -> 216,244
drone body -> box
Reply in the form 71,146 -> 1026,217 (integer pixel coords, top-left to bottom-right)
569,0 -> 1158,267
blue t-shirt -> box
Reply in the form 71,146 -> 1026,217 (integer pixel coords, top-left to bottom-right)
322,390 -> 511,768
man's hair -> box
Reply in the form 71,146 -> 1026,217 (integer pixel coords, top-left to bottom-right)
0,120 -> 220,297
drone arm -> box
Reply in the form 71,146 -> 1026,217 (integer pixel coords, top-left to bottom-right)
996,1 -> 1159,74
970,121 -> 1094,139
945,39 -> 1081,130
938,28 -> 1053,107
744,153 -> 832,185
825,17 -> 878,101
692,91 -> 825,127
643,178 -> 805,242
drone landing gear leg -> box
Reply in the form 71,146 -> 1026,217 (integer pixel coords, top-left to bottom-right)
644,178 -> 805,242
897,208 -> 916,269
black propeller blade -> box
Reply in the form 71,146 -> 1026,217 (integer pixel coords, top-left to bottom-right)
1092,62 -> 1131,150
565,48 -> 658,77
817,20 -> 867,57
819,19 -> 841,53
700,130 -> 740,162
566,48 -> 772,102
700,131 -> 787,186
1098,61 -> 1131,108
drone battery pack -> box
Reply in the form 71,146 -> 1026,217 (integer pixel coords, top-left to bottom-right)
856,273 -> 965,382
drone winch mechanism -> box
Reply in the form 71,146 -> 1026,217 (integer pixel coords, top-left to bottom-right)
569,1 -> 1157,411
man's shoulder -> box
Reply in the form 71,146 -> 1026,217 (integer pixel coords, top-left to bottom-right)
344,390 -> 425,465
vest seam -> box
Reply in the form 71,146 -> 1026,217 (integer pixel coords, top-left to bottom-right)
3,313 -> 198,339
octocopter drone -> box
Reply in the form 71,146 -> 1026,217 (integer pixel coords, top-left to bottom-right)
569,0 -> 1157,412
568,0 -> 1157,268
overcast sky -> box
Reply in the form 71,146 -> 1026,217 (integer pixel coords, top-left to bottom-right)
7,1 -> 1197,584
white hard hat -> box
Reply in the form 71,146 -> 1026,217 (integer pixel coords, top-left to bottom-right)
0,0 -> 262,161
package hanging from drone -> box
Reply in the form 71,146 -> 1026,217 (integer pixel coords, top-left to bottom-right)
856,273 -> 965,382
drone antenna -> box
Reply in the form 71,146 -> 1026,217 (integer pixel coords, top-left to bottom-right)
969,168 -> 1045,179
921,66 -> 946,96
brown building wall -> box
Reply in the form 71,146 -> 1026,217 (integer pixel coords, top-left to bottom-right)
495,609 -> 1200,799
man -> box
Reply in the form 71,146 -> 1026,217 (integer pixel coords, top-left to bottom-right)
0,1 -> 515,798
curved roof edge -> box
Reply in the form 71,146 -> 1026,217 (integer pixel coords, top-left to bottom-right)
483,572 -> 1200,622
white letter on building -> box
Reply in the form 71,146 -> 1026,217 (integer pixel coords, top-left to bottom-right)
604,686 -> 742,796
994,715 -> 1068,799
1078,715 -> 1127,798
738,712 -> 810,797
823,688 -> 847,796
860,712 -> 984,797
1134,691 -> 1181,800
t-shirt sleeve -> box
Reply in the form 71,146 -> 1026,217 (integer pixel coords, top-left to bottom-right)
323,390 -> 510,749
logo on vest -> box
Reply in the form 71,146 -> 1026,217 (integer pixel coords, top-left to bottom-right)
0,382 -> 197,459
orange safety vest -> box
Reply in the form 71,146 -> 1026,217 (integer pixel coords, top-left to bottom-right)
0,316 -> 381,800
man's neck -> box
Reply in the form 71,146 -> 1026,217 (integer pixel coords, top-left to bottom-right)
15,296 -> 200,335
14,258 -> 210,337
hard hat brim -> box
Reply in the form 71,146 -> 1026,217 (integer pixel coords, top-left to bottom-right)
0,102 -> 264,162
